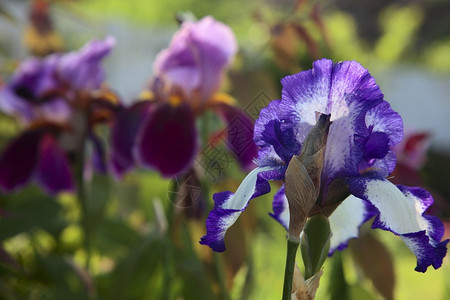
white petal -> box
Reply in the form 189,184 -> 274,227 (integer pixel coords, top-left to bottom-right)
220,166 -> 273,210
329,195 -> 370,253
364,179 -> 426,234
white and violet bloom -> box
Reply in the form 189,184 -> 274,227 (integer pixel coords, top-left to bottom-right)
200,59 -> 448,272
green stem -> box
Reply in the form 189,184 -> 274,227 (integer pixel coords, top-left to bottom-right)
74,115 -> 90,272
282,238 -> 300,300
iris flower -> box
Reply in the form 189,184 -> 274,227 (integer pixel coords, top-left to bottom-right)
200,59 -> 448,272
0,37 -> 118,194
110,16 -> 257,178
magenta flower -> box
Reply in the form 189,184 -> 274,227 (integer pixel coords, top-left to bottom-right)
200,59 -> 448,272
110,16 -> 257,178
0,37 -> 118,194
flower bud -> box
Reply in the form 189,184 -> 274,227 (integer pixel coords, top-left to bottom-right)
285,114 -> 331,240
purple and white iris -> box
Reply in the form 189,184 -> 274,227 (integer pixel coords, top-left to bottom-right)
0,37 -> 117,195
110,16 -> 257,178
200,59 -> 448,272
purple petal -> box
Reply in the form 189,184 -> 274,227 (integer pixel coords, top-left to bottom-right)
277,59 -> 406,198
154,16 -> 237,102
36,135 -> 74,194
110,101 -> 152,178
57,36 -> 116,91
136,103 -> 197,177
348,177 -> 449,272
0,56 -> 71,124
0,129 -> 43,192
214,104 -> 258,171
363,101 -> 403,174
254,99 -> 300,166
268,185 -> 289,230
281,60 -> 384,179
200,166 -> 275,251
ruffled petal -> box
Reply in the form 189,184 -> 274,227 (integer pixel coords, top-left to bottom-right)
254,99 -> 300,165
110,101 -> 152,178
213,103 -> 258,171
0,129 -> 43,192
200,166 -> 275,251
136,103 -> 197,177
348,176 -> 449,272
357,101 -> 403,174
280,59 -> 385,185
328,195 -> 377,254
36,135 -> 74,194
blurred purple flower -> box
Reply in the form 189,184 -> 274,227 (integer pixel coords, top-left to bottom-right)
110,16 -> 258,178
200,59 -> 448,272
0,37 -> 118,195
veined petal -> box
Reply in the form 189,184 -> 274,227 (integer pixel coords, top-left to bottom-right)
36,135 -> 74,194
200,166 -> 274,251
348,177 -> 449,272
110,101 -> 152,178
0,129 -> 43,192
213,103 -> 258,171
328,195 -> 377,254
136,103 -> 197,177
358,101 -> 403,174
269,185 -> 289,230
280,59 -> 385,187
254,99 -> 300,165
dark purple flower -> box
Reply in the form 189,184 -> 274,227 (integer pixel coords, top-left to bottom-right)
0,37 -> 117,194
200,59 -> 448,272
110,17 -> 257,178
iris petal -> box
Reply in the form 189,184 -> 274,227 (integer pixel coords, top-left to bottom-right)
348,177 -> 449,272
328,195 -> 377,253
110,101 -> 152,178
137,103 -> 197,177
254,99 -> 300,165
280,59 -> 385,183
0,129 -> 43,192
213,103 -> 258,171
268,185 -> 289,230
58,36 -> 116,91
200,166 -> 275,251
36,135 -> 74,194
154,16 -> 237,102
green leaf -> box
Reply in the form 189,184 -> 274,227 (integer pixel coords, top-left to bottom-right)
300,214 -> 331,279
0,186 -> 66,239
175,225 -> 216,300
104,233 -> 166,300
328,251 -> 350,300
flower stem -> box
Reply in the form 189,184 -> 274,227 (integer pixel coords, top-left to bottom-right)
282,238 -> 300,300
74,114 -> 91,271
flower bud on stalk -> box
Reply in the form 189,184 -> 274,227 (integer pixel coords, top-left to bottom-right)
285,114 -> 331,241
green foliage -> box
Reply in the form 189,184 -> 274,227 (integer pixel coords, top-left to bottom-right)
301,214 -> 331,280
